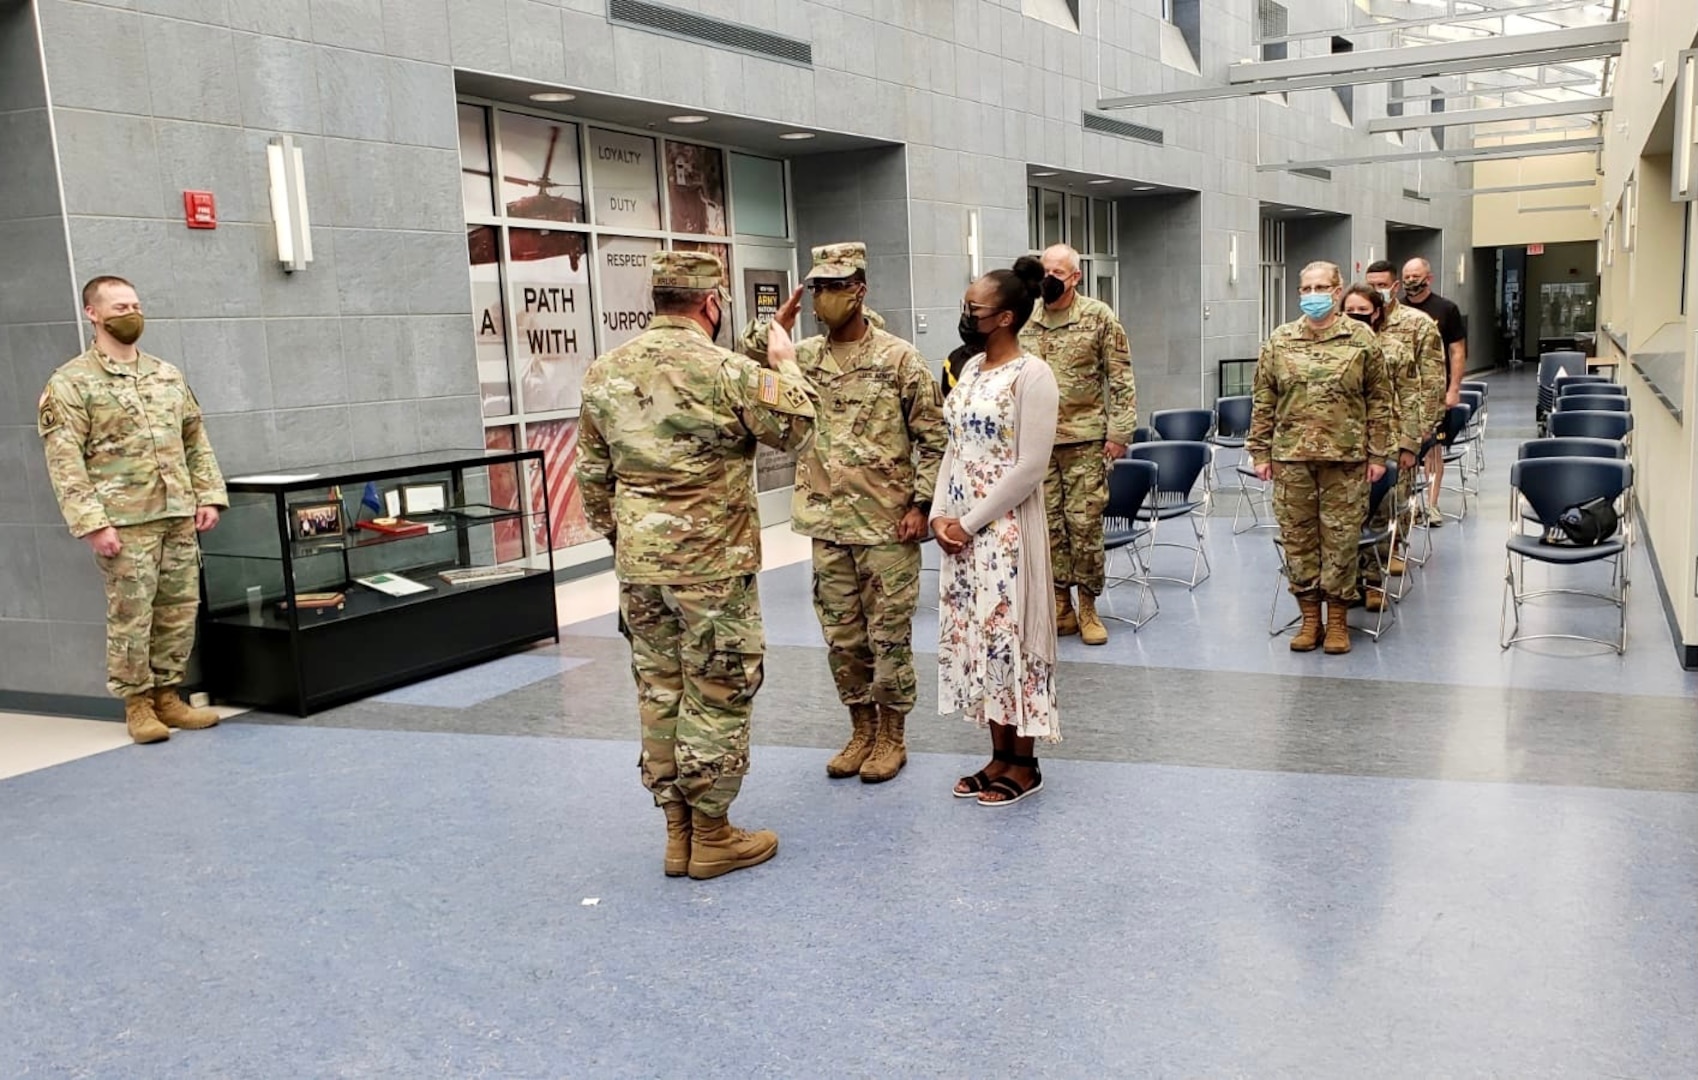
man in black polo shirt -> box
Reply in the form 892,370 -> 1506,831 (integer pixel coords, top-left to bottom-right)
1401,257 -> 1466,524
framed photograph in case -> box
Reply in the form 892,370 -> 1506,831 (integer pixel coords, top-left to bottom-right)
400,481 -> 449,516
289,501 -> 345,542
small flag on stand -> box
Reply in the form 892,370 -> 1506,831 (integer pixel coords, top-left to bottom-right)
359,481 -> 383,521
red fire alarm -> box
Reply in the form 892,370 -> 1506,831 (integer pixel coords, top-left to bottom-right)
183,190 -> 217,229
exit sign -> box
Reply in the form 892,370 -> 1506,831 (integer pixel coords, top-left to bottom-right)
1527,243 -> 1545,255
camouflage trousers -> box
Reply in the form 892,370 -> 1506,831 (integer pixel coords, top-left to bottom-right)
1273,461 -> 1368,602
619,575 -> 764,818
94,517 -> 200,698
811,539 -> 920,713
1045,441 -> 1108,596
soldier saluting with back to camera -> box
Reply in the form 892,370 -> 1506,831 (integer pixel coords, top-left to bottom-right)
39,275 -> 228,744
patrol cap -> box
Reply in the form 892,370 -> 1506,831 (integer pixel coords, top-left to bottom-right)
651,250 -> 725,290
804,242 -> 867,281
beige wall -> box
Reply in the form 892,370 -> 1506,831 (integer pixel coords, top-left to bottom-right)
1597,0 -> 1698,649
1471,149 -> 1601,248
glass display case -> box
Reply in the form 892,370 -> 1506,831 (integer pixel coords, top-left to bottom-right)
198,448 -> 559,715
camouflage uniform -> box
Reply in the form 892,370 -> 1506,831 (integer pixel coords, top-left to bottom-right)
1247,316 -> 1392,602
1380,303 -> 1446,434
1361,315 -> 1440,578
577,251 -> 816,817
38,346 -> 226,697
1018,294 -> 1136,596
738,243 -> 945,714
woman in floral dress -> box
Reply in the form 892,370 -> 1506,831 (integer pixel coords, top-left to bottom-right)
930,260 -> 1060,806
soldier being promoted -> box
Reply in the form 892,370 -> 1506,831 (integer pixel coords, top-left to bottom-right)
738,243 -> 946,785
1018,243 -> 1137,646
38,275 -> 228,743
576,250 -> 817,881
1247,262 -> 1394,656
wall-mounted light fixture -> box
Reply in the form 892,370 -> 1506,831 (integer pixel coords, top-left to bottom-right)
1227,234 -> 1238,284
967,209 -> 982,282
1456,253 -> 1466,286
1674,49 -> 1696,202
267,135 -> 313,272
1620,177 -> 1637,251
1367,242 -> 1377,264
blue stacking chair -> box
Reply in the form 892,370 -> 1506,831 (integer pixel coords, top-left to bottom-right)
1501,457 -> 1633,654
1100,459 -> 1159,630
1553,394 -> 1629,413
1548,411 -> 1633,441
1557,380 -> 1624,398
1151,408 -> 1215,442
1128,442 -> 1212,589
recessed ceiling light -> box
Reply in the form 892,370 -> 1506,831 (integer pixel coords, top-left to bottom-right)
1306,211 -> 1324,216
1032,170 -> 1058,177
1133,185 -> 1156,191
529,92 -> 575,103
668,114 -> 710,124
778,132 -> 816,141
1088,179 -> 1113,185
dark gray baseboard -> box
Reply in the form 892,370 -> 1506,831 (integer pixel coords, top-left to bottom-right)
0,691 -> 123,721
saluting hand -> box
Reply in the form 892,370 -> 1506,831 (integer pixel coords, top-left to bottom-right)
774,286 -> 804,333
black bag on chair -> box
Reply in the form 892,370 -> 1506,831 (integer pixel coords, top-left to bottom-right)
1556,497 -> 1620,546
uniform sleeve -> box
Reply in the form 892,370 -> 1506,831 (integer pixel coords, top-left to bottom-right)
1417,319 -> 1445,430
961,363 -> 1058,534
573,402 -> 615,538
1101,314 -> 1137,445
735,318 -> 771,365
1362,341 -> 1394,465
181,384 -> 227,508
725,354 -> 817,452
900,347 -> 947,511
1246,341 -> 1277,465
37,377 -> 111,538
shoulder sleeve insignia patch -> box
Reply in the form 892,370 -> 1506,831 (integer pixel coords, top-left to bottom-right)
37,391 -> 59,436
758,370 -> 780,406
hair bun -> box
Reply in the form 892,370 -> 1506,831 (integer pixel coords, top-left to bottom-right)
1012,254 -> 1045,301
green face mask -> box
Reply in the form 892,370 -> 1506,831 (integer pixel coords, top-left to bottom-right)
813,289 -> 861,330
103,312 -> 145,345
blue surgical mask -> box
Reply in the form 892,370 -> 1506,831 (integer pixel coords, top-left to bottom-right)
1299,293 -> 1335,320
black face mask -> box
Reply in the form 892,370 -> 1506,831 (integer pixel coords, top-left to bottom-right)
1347,312 -> 1374,326
958,311 -> 994,351
1040,275 -> 1067,304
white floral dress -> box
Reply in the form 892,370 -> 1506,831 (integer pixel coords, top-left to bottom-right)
937,356 -> 1060,740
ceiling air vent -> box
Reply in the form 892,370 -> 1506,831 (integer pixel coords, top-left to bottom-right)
1082,112 -> 1164,145
1292,167 -> 1333,181
608,0 -> 812,66
1403,188 -> 1431,202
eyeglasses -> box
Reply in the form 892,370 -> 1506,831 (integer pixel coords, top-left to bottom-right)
1296,285 -> 1336,295
806,279 -> 858,294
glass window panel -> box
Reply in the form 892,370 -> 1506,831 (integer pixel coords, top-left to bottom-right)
1096,274 -> 1115,309
458,104 -> 494,219
483,425 -> 525,563
1028,188 -> 1041,251
498,112 -> 584,223
672,240 -> 734,349
468,225 -> 512,417
508,229 -> 594,413
1040,189 -> 1063,247
730,153 -> 787,239
598,236 -> 662,352
588,128 -> 661,230
527,419 -> 601,551
666,141 -> 728,237
1092,198 -> 1113,255
1066,194 -> 1087,249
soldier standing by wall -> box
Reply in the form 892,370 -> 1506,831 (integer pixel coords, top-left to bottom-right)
38,276 -> 227,743
738,244 -> 945,784
1248,262 -> 1393,656
1018,244 -> 1136,646
577,252 -> 817,881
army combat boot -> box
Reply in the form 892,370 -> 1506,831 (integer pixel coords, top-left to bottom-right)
125,693 -> 169,744
826,704 -> 878,778
1075,591 -> 1108,646
1055,586 -> 1079,637
687,810 -> 778,880
859,706 -> 908,784
153,687 -> 219,730
1324,600 -> 1353,654
662,802 -> 691,878
1289,596 -> 1323,652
